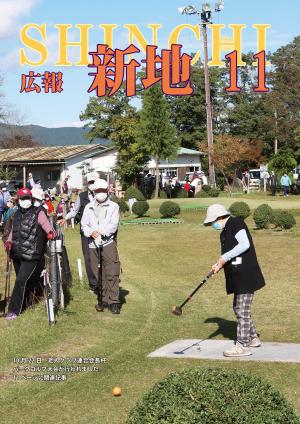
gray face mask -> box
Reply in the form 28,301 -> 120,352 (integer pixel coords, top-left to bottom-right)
33,200 -> 42,207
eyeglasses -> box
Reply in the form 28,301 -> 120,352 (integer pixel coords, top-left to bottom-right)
88,180 -> 95,184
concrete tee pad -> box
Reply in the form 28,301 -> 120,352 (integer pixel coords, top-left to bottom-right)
148,339 -> 300,363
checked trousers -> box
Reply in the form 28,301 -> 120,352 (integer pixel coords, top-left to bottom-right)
233,293 -> 257,346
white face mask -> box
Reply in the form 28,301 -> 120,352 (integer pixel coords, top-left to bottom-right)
33,200 -> 42,207
19,199 -> 32,209
95,193 -> 108,203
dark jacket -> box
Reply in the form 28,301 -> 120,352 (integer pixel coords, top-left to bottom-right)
11,206 -> 48,261
76,191 -> 91,231
221,216 -> 265,295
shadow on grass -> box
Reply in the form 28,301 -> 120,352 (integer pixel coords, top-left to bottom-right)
119,286 -> 130,310
204,317 -> 237,340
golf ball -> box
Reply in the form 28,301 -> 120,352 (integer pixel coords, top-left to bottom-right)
112,386 -> 122,397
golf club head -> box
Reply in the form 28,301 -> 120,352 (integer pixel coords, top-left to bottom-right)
95,304 -> 105,313
172,305 -> 182,316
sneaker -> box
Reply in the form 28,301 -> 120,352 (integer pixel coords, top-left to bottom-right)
110,303 -> 120,315
5,312 -> 17,321
247,336 -> 261,348
223,341 -> 252,357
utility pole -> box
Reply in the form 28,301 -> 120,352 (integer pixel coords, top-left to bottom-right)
274,109 -> 278,155
201,15 -> 216,188
178,2 -> 224,188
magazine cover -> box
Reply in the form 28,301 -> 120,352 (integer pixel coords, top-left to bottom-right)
0,0 -> 300,423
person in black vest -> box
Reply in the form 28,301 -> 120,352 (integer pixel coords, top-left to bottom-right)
5,188 -> 56,321
204,204 -> 265,357
59,172 -> 98,291
269,171 -> 277,196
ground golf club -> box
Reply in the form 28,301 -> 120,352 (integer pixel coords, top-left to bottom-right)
172,270 -> 214,316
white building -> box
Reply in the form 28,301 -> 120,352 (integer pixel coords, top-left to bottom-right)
0,145 -> 203,192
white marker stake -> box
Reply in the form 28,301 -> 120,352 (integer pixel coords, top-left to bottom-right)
77,259 -> 83,284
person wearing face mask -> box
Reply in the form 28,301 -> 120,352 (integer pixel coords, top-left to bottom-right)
280,172 -> 292,197
31,187 -> 46,209
204,204 -> 265,357
58,172 -> 99,292
81,178 -> 121,314
5,188 -> 56,321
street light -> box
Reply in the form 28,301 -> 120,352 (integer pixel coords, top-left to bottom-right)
178,2 -> 224,188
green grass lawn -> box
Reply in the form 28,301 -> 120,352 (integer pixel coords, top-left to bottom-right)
0,194 -> 300,424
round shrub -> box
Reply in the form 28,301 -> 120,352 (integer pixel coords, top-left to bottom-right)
159,201 -> 180,218
124,186 -> 145,201
253,204 -> 274,229
273,210 -> 296,230
229,201 -> 251,219
113,197 -> 129,214
209,188 -> 220,198
202,185 -> 211,193
195,190 -> 210,198
127,368 -> 300,424
132,201 -> 149,217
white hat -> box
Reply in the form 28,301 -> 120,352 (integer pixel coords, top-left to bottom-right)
93,178 -> 108,190
31,187 -> 45,201
204,204 -> 230,224
86,172 -> 99,183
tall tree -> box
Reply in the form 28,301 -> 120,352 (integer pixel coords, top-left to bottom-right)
111,111 -> 149,188
79,89 -> 133,141
138,84 -> 178,198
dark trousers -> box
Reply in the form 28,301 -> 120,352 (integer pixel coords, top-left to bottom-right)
81,234 -> 98,289
271,185 -> 277,196
282,186 -> 289,196
9,258 -> 44,315
90,242 -> 120,305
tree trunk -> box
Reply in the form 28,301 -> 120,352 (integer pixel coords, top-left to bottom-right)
222,170 -> 232,197
155,158 -> 160,199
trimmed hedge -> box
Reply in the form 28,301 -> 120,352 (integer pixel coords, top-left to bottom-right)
124,186 -> 145,201
113,198 -> 129,214
132,201 -> 149,217
159,201 -> 180,218
253,204 -> 274,229
195,187 -> 220,198
127,368 -> 300,424
273,210 -> 296,230
229,201 -> 251,219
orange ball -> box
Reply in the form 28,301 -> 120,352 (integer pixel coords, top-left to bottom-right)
112,386 -> 122,397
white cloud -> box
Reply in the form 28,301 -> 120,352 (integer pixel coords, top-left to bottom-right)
0,0 -> 39,39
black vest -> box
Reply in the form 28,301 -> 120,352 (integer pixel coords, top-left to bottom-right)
11,206 -> 48,261
221,216 -> 265,295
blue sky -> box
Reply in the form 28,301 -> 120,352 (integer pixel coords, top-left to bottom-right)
0,0 -> 299,128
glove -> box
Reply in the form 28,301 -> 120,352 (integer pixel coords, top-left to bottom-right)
47,231 -> 55,241
5,241 -> 12,252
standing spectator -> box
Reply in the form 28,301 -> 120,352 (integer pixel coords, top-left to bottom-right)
81,178 -> 121,314
0,183 -> 11,221
191,175 -> 201,196
164,180 -> 172,199
280,172 -> 292,197
204,204 -> 265,357
44,193 -> 55,215
62,177 -> 69,195
58,172 -> 98,292
184,181 -> 192,197
2,198 -> 17,244
26,173 -> 34,190
5,188 -> 55,320
200,172 -> 208,186
269,171 -> 278,196
242,170 -> 250,193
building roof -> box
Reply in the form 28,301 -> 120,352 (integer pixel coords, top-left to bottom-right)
0,145 -> 107,164
178,147 -> 204,155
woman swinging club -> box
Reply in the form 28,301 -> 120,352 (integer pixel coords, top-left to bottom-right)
204,204 -> 265,357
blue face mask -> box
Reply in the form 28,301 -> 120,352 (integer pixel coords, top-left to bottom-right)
212,221 -> 222,231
